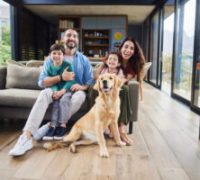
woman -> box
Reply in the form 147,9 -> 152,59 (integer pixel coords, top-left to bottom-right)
118,36 -> 145,145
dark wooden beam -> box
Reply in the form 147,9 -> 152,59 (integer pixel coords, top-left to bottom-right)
5,0 -> 158,6
3,0 -> 22,7
10,6 -> 20,60
147,0 -> 168,19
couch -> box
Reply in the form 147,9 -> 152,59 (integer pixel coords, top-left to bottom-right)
0,61 -> 139,133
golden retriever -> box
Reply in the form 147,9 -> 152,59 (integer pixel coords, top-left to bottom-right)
44,73 -> 126,158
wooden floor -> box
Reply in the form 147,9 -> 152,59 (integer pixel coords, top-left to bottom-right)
0,83 -> 200,180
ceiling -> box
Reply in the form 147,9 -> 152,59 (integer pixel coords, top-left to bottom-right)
24,5 -> 155,24
5,0 -> 158,6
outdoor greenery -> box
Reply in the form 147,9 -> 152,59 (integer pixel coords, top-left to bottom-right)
0,25 -> 11,65
163,53 -> 193,95
162,54 -> 172,85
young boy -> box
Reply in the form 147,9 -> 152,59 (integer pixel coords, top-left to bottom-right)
42,43 -> 76,140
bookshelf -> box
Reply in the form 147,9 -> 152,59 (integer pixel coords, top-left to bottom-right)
82,29 -> 109,59
59,16 -> 81,38
58,16 -> 82,50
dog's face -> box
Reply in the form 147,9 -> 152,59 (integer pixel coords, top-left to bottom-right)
94,73 -> 124,93
99,73 -> 115,93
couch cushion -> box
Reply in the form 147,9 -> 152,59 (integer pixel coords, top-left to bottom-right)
0,88 -> 41,108
26,60 -> 44,67
6,60 -> 26,66
6,63 -> 42,90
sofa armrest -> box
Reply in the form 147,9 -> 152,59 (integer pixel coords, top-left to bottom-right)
128,80 -> 139,133
129,80 -> 139,122
0,66 -> 7,89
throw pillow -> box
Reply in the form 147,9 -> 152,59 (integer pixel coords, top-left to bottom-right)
6,63 -> 42,90
26,60 -> 44,67
141,62 -> 152,80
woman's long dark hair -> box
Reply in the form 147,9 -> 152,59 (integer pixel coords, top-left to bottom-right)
119,37 -> 145,80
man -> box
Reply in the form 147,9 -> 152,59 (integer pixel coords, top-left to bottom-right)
9,29 -> 93,156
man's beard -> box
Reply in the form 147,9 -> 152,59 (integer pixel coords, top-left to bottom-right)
66,41 -> 77,49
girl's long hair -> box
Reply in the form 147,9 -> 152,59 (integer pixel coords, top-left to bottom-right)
119,37 -> 145,80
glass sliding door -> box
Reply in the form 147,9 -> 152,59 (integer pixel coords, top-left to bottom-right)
173,0 -> 196,101
142,20 -> 150,65
192,0 -> 200,111
162,1 -> 175,94
193,60 -> 200,108
149,12 -> 161,86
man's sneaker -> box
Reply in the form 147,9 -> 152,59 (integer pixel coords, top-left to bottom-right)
42,126 -> 56,141
33,123 -> 50,141
54,126 -> 66,140
9,134 -> 33,156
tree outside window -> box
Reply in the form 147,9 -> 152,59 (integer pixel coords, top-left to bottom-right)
0,0 -> 11,65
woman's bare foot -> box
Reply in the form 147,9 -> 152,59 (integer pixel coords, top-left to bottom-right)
119,123 -> 133,145
120,132 -> 133,146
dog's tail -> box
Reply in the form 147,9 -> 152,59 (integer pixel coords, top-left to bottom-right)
43,141 -> 69,151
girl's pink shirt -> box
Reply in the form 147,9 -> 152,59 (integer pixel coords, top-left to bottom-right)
100,67 -> 125,79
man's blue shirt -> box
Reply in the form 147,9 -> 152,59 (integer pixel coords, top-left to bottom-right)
38,51 -> 94,88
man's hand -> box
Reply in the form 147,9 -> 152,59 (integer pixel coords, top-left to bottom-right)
70,84 -> 86,91
52,89 -> 66,100
62,67 -> 75,81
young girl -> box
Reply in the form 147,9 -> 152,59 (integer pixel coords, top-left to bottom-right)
94,52 -> 125,79
90,52 -> 125,105
90,52 -> 127,138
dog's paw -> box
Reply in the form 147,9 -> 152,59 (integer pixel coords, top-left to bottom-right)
99,148 -> 109,158
69,144 -> 77,153
43,142 -> 53,151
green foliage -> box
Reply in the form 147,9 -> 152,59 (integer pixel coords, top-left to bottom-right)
0,25 -> 11,65
162,54 -> 172,84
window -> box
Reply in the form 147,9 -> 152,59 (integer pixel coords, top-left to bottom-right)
173,0 -> 196,100
193,0 -> 200,109
162,1 -> 175,94
0,0 -> 11,65
149,12 -> 160,85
